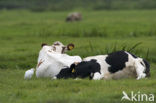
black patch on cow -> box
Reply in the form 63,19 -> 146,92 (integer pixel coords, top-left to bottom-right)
143,59 -> 150,77
128,52 -> 138,58
56,59 -> 101,79
56,67 -> 74,79
106,51 -> 128,73
72,59 -> 101,79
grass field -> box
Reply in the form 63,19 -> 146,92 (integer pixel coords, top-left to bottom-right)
0,10 -> 156,103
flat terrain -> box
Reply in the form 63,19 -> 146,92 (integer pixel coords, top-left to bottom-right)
0,10 -> 156,103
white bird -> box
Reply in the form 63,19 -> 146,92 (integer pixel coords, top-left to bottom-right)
121,91 -> 131,101
24,68 -> 35,80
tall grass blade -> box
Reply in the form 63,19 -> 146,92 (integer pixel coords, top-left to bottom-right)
128,42 -> 142,52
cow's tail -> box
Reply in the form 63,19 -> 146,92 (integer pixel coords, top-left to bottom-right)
24,68 -> 35,80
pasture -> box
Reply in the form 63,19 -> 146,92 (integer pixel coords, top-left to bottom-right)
0,10 -> 156,103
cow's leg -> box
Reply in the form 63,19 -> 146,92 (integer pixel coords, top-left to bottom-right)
92,72 -> 102,80
52,76 -> 57,80
135,58 -> 146,80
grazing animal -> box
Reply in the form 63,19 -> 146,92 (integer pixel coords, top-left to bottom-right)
66,12 -> 82,22
56,59 -> 102,80
83,51 -> 150,80
24,68 -> 34,80
25,41 -> 82,79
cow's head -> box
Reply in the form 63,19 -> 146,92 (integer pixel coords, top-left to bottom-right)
57,60 -> 100,79
56,63 -> 78,79
41,41 -> 74,54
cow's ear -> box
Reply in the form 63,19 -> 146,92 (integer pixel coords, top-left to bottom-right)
70,64 -> 76,73
41,43 -> 47,47
70,64 -> 75,69
67,43 -> 74,50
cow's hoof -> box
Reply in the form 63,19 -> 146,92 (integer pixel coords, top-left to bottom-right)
52,76 -> 57,80
75,78 -> 81,80
92,72 -> 102,80
137,73 -> 146,80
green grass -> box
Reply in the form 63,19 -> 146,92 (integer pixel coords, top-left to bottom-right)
0,36 -> 156,69
0,65 -> 156,103
0,10 -> 156,37
0,10 -> 156,103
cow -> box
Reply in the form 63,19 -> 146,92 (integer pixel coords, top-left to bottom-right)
55,51 -> 150,80
24,41 -> 82,79
66,12 -> 82,22
56,59 -> 102,80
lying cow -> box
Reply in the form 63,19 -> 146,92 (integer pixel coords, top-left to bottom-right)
24,41 -> 82,79
66,12 -> 82,22
56,59 -> 101,80
55,51 -> 150,80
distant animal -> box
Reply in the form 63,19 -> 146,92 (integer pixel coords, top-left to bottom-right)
25,41 -> 82,79
66,12 -> 82,22
56,59 -> 102,80
83,51 -> 150,80
24,68 -> 34,80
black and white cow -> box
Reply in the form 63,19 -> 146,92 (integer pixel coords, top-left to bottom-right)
55,51 -> 150,80
56,59 -> 101,80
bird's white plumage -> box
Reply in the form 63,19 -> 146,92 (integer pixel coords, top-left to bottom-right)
24,68 -> 34,80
